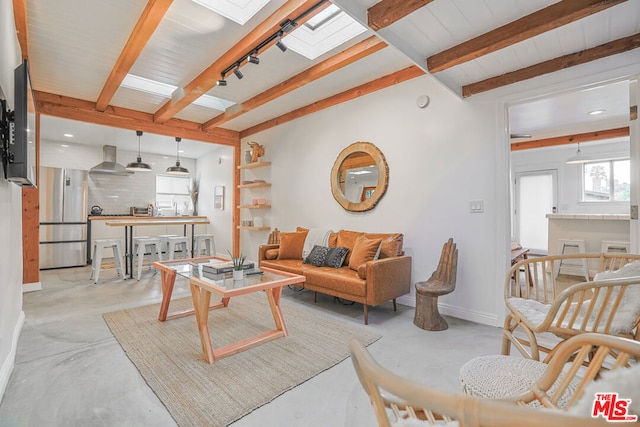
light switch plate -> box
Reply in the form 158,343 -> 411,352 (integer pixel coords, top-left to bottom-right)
470,200 -> 484,213
631,205 -> 638,220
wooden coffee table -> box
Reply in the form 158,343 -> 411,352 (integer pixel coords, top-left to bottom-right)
153,257 -> 305,363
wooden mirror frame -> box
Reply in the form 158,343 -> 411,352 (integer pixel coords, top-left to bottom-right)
331,142 -> 389,212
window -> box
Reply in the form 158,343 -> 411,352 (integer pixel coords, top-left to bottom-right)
156,175 -> 193,215
582,159 -> 630,202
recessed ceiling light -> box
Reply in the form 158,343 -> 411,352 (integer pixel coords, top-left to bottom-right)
177,150 -> 184,153
64,133 -> 74,138
589,109 -> 606,115
60,144 -> 70,148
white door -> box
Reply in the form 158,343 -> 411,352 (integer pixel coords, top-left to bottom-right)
514,170 -> 557,254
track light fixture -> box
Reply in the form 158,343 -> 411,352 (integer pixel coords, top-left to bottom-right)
166,137 -> 189,175
247,52 -> 259,64
216,73 -> 227,86
276,32 -> 287,52
233,67 -> 243,80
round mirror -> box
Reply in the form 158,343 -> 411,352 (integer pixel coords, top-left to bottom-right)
331,142 -> 388,212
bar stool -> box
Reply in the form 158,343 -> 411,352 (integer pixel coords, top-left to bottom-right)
167,236 -> 189,260
90,239 -> 125,284
194,234 -> 215,257
158,234 -> 179,257
555,239 -> 589,281
133,237 -> 162,281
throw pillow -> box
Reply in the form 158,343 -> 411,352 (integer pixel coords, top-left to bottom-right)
336,230 -> 364,266
324,247 -> 349,268
264,248 -> 279,260
277,231 -> 308,260
349,235 -> 382,271
304,245 -> 330,266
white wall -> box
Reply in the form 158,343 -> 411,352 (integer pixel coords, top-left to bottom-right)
511,139 -> 630,215
241,74 -> 505,326
0,0 -> 25,404
196,145 -> 234,256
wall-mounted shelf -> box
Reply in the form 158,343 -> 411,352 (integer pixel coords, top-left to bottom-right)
237,226 -> 271,231
238,182 -> 271,189
238,161 -> 271,170
238,205 -> 271,209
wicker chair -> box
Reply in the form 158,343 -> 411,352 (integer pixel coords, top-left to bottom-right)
349,338 -> 613,427
461,333 -> 640,410
503,253 -> 640,362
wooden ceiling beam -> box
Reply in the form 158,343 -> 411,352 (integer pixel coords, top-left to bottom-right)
35,91 -> 239,146
203,36 -> 387,130
12,0 -> 29,60
367,0 -> 435,31
95,0 -> 173,112
153,0 -> 327,124
427,0 -> 627,73
240,65 -> 424,138
463,32 -> 640,97
510,127 -> 630,151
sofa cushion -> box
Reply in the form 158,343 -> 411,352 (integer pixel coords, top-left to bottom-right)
336,230 -> 365,265
260,259 -> 311,275
349,235 -> 382,271
277,230 -> 308,260
364,233 -> 404,258
264,248 -> 279,260
304,266 -> 366,297
304,245 -> 330,266
323,247 -> 349,268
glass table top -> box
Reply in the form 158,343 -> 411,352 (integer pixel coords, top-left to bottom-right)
169,258 -> 291,289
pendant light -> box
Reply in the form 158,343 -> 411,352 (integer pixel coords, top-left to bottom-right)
126,130 -> 152,172
565,143 -> 592,164
166,137 -> 189,175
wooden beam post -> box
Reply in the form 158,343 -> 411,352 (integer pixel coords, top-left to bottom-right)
510,127 -> 630,151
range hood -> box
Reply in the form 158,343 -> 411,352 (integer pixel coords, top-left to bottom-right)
89,145 -> 131,175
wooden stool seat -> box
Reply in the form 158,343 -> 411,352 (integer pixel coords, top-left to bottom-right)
413,238 -> 458,331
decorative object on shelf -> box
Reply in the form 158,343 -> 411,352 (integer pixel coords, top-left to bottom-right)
241,220 -> 254,227
247,141 -> 265,163
126,130 -> 152,172
244,150 -> 252,164
214,186 -> 224,210
166,137 -> 189,175
189,178 -> 199,215
229,250 -> 247,280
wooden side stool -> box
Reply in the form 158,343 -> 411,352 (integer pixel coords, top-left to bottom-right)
414,238 -> 458,331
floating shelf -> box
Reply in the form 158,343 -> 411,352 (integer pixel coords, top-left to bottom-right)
237,226 -> 271,231
238,205 -> 271,209
238,161 -> 271,170
238,182 -> 271,189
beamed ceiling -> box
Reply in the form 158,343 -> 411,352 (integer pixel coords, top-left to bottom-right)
12,0 -> 640,156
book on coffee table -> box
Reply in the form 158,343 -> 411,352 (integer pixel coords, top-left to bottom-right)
202,261 -> 255,275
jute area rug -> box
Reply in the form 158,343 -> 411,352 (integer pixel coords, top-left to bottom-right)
103,294 -> 381,427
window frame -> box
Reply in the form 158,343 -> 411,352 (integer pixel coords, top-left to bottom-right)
580,157 -> 630,203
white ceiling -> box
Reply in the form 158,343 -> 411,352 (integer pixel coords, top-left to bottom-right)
25,0 -> 640,157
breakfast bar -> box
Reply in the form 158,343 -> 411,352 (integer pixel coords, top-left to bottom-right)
104,216 -> 210,279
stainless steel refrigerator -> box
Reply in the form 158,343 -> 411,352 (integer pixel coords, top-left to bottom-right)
39,167 -> 88,269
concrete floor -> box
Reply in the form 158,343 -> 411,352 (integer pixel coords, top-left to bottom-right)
0,265 -> 503,427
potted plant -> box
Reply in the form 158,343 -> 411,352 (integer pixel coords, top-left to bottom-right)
228,250 -> 247,280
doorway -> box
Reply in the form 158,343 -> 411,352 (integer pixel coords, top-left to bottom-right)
514,170 -> 557,255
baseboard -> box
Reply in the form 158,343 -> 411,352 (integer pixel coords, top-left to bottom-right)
22,282 -> 42,292
395,295 -> 499,327
0,310 -> 25,404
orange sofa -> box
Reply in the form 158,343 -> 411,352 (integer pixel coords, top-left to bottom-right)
258,229 -> 412,324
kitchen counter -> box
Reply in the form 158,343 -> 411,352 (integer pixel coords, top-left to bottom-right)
547,213 -> 630,257
546,213 -> 630,220
88,215 -> 208,221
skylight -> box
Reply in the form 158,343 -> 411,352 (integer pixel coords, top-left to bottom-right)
191,0 -> 270,25
283,4 -> 367,60
121,74 -> 235,112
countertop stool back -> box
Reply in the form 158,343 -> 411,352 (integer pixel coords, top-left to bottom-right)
90,239 -> 125,284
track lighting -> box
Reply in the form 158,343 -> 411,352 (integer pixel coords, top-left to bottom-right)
216,73 -> 227,86
233,67 -> 243,80
247,52 -> 259,64
276,33 -> 287,52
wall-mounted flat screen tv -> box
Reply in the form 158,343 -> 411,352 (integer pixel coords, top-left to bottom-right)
6,60 -> 37,187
